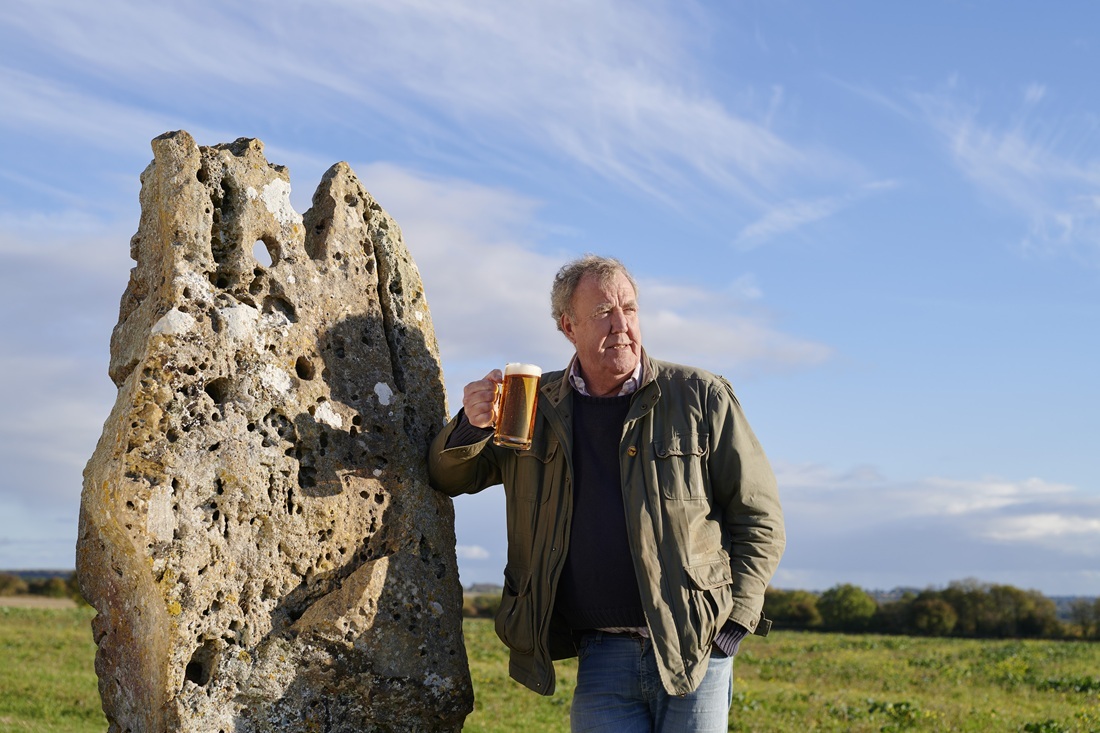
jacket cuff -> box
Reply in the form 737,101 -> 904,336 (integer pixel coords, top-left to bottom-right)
445,410 -> 494,449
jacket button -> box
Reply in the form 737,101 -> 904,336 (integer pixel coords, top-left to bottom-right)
627,446 -> 638,457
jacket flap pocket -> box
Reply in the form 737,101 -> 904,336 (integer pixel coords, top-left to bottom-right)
684,556 -> 732,591
515,439 -> 557,463
654,432 -> 709,458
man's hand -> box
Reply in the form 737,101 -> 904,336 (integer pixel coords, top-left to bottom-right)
462,370 -> 502,428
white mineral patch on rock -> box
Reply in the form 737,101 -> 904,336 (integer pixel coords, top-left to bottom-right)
343,202 -> 363,232
259,310 -> 291,331
151,308 -> 196,336
146,483 -> 175,542
261,178 -> 302,228
374,382 -> 393,406
176,271 -> 215,301
313,401 -> 342,429
219,304 -> 260,341
259,364 -> 292,394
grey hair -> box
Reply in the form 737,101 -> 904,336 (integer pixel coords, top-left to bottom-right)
550,254 -> 639,333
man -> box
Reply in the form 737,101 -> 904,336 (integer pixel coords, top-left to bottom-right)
428,255 -> 784,732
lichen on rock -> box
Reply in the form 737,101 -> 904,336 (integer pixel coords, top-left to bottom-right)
77,131 -> 472,732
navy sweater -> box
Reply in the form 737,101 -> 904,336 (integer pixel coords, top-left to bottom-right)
554,393 -> 646,630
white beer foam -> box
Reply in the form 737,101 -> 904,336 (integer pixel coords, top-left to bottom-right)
504,362 -> 542,377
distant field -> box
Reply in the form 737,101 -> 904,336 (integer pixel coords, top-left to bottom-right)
2,608 -> 1098,732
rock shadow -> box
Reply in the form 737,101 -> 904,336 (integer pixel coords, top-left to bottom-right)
222,314 -> 471,732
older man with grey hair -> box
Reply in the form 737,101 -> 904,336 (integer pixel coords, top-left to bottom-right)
429,254 -> 785,732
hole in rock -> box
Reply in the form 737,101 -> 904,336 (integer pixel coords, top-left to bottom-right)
295,356 -> 315,380
185,640 -> 217,687
252,240 -> 272,268
205,378 -> 231,405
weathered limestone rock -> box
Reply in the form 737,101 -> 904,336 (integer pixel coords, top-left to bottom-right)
77,131 -> 473,732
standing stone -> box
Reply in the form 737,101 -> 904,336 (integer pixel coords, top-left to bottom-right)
77,131 -> 473,732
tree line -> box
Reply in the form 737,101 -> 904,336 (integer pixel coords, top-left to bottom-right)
766,579 -> 1100,640
7,571 -> 1098,642
0,572 -> 83,601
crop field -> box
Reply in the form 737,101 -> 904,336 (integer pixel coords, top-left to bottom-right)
2,605 -> 1098,731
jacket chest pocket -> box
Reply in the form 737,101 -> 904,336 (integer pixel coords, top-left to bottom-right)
653,432 -> 709,500
508,437 -> 558,504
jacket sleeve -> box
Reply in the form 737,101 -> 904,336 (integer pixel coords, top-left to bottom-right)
427,411 -> 504,497
707,378 -> 786,633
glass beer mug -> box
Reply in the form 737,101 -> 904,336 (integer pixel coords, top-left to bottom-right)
492,363 -> 542,450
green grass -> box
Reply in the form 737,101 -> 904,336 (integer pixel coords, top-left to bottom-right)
3,607 -> 1099,732
0,605 -> 105,733
727,632 -> 1100,732
463,618 -> 576,732
462,621 -> 1100,732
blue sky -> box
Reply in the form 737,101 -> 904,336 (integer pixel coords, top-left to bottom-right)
1,1 -> 1097,595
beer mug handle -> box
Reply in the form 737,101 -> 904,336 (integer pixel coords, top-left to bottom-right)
490,381 -> 502,427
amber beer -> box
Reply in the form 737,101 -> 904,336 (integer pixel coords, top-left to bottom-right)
493,363 -> 542,450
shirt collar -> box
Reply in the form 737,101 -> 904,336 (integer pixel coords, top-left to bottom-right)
568,356 -> 642,397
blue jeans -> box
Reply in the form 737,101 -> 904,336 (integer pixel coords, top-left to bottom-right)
570,632 -> 734,733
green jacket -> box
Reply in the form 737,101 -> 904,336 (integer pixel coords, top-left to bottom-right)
428,353 -> 785,696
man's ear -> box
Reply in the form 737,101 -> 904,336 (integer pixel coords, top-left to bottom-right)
560,313 -> 577,345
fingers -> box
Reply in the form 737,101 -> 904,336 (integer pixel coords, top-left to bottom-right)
462,370 -> 502,428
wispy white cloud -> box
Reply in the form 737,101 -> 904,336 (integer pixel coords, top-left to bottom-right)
641,301 -> 831,378
984,513 -> 1100,548
1023,83 -> 1047,106
1,0 -> 851,209
916,79 -> 1100,263
455,545 -> 490,561
0,67 -> 178,153
355,161 -> 832,397
779,462 -> 1083,525
733,179 -> 899,250
775,461 -> 1100,593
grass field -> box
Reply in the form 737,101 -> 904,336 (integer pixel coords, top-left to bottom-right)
0,605 -> 104,733
2,605 -> 1098,731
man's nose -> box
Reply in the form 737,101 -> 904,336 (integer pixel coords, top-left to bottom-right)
610,308 -> 628,332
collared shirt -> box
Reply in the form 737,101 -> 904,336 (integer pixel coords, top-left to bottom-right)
567,356 -> 642,398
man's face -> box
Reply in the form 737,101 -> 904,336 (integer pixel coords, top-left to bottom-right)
561,271 -> 642,397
